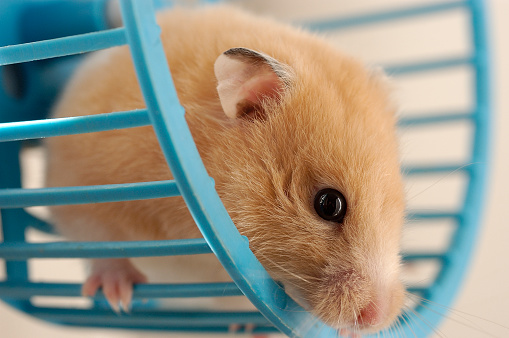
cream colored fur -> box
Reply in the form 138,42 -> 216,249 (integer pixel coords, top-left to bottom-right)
46,6 -> 405,333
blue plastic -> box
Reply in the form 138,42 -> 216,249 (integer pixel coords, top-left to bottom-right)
0,0 -> 491,337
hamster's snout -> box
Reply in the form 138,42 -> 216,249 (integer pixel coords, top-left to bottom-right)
354,289 -> 399,330
357,299 -> 385,328
307,265 -> 404,333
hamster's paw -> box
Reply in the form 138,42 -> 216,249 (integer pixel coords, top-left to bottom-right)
82,258 -> 148,313
228,323 -> 268,338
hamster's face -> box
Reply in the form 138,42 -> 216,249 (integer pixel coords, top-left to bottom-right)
210,48 -> 406,333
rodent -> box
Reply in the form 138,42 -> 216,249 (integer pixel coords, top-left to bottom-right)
45,5 -> 406,336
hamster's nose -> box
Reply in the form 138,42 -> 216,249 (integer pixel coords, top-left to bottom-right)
357,300 -> 383,327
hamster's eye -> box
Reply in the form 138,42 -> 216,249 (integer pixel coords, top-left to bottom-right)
314,188 -> 347,223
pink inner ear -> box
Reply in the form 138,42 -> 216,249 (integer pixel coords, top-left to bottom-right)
215,53 -> 285,119
239,71 -> 284,107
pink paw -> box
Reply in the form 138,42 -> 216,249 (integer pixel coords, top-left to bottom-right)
229,323 -> 268,338
82,258 -> 147,313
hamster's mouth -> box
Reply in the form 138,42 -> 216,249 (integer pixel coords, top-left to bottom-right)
279,269 -> 401,334
280,280 -> 364,331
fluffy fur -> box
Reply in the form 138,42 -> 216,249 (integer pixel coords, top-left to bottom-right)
46,5 -> 405,333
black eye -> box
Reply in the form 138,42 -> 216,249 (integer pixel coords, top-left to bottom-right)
314,188 -> 347,223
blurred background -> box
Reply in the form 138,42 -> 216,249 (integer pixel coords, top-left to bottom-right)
1,0 -> 508,337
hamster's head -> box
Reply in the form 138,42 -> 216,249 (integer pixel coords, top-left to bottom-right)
210,46 -> 405,333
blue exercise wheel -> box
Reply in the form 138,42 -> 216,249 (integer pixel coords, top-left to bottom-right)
0,0 -> 491,337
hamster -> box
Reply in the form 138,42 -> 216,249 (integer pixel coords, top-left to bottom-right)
45,5 -> 406,336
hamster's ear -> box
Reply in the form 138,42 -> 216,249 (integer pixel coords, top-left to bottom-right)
214,47 -> 293,120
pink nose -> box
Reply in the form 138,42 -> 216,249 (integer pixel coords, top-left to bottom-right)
357,301 -> 383,327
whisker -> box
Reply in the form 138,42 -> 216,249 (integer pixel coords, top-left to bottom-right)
398,315 -> 408,338
351,296 -> 360,332
333,314 -> 342,336
399,309 -> 418,338
407,293 -> 506,337
418,303 -> 500,338
405,305 -> 447,338
387,316 -> 400,338
387,319 -> 395,338
257,253 -> 315,285
390,323 -> 398,338
384,318 -> 399,337
271,279 -> 310,295
396,316 -> 406,338
353,324 -> 361,338
406,162 -> 480,202
408,293 -> 509,332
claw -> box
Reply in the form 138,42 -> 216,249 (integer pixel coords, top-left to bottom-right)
229,323 -> 241,333
82,258 -> 147,313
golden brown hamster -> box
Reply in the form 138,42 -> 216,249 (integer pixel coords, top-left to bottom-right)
45,5 -> 405,335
